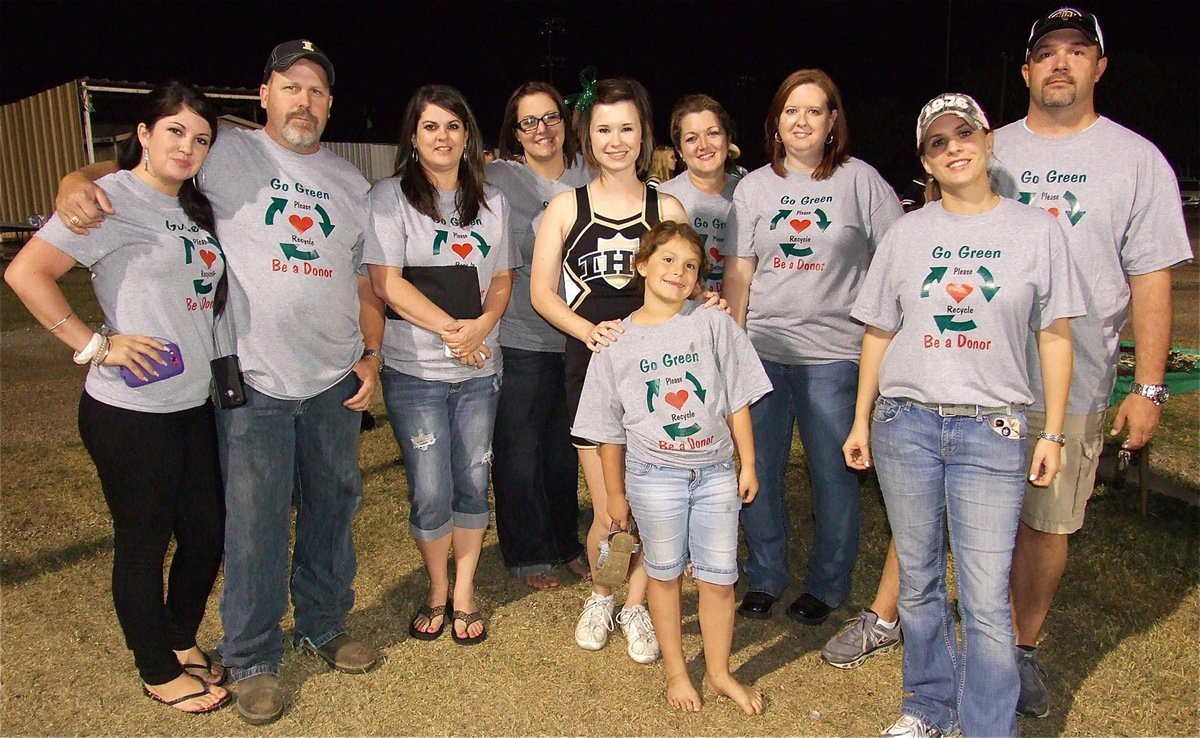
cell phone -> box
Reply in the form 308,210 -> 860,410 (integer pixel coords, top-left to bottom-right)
120,342 -> 185,387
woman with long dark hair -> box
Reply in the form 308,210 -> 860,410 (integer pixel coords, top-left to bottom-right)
365,85 -> 515,644
487,81 -> 592,590
5,81 -> 230,713
531,77 -> 687,664
722,69 -> 903,625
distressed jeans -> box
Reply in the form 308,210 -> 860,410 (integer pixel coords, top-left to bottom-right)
382,370 -> 498,540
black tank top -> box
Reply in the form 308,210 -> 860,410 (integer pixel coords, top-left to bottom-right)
562,184 -> 662,324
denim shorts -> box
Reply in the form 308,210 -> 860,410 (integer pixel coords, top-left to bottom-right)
623,457 -> 741,585
382,370 -> 500,540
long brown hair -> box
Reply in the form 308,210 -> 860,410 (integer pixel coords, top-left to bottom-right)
574,78 -> 655,175
763,69 -> 849,181
497,81 -> 578,165
393,85 -> 489,224
669,94 -> 739,175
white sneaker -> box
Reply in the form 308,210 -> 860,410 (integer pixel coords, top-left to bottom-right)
575,593 -> 615,651
880,715 -> 949,738
615,604 -> 660,664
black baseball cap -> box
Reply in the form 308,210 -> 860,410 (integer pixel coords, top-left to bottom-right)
263,39 -> 335,86
1026,7 -> 1105,59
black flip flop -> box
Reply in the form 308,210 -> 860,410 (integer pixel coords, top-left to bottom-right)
451,610 -> 488,645
142,675 -> 231,715
408,602 -> 449,641
180,649 -> 227,686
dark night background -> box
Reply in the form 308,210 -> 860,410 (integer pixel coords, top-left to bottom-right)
3,0 -> 1197,186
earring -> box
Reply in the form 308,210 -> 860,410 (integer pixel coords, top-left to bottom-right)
142,149 -> 150,173
773,131 -> 782,143
412,148 -> 419,163
826,133 -> 834,145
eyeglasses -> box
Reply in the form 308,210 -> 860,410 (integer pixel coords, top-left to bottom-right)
515,112 -> 563,132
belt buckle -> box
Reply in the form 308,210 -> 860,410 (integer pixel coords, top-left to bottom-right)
938,403 -> 968,417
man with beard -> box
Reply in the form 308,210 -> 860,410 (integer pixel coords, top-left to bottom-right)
992,8 -> 1191,719
55,40 -> 385,725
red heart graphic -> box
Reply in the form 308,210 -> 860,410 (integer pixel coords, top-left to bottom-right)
451,242 -> 473,259
1048,207 -> 1060,217
665,390 -> 689,410
288,214 -> 314,233
789,218 -> 812,233
709,247 -> 725,263
946,283 -> 974,303
199,249 -> 217,269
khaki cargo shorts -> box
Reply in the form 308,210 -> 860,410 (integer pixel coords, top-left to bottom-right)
1021,410 -> 1106,534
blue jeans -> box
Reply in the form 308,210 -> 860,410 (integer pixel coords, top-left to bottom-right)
491,348 -> 582,572
382,370 -> 498,540
740,359 -> 860,604
216,372 -> 364,680
624,457 -> 740,585
871,397 -> 1025,737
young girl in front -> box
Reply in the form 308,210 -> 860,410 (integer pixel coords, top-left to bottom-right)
572,221 -> 771,715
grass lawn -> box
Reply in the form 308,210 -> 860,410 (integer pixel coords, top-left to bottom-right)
1,228 -> 1196,735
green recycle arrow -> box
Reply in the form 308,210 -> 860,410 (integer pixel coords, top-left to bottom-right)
279,242 -> 320,261
1018,192 -> 1035,205
770,209 -> 791,230
180,236 -> 195,264
193,279 -> 213,295
934,314 -> 977,333
664,422 -> 702,440
645,379 -> 660,412
264,197 -> 287,225
977,266 -> 1000,302
314,203 -> 336,237
921,266 -> 947,297
433,230 -> 447,255
684,372 -> 707,403
814,208 -> 832,231
1063,191 -> 1086,226
779,242 -> 813,257
470,230 -> 491,257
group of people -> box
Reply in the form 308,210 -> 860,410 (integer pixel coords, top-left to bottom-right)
6,6 -> 1191,735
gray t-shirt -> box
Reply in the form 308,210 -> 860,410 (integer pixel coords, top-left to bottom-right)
37,170 -> 224,412
198,128 -> 370,400
486,157 -> 591,352
572,301 -> 772,467
363,181 -> 516,382
993,117 -> 1192,413
728,159 -> 903,364
656,172 -> 738,294
852,199 -> 1084,407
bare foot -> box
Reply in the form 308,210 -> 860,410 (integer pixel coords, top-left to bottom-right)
565,555 -> 592,581
522,571 -> 560,590
665,673 -> 702,712
144,674 -> 229,713
174,646 -> 225,685
705,673 -> 765,715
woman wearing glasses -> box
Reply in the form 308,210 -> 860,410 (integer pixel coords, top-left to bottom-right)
487,82 -> 593,591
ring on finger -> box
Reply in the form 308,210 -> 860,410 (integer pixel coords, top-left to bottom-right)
69,215 -> 81,225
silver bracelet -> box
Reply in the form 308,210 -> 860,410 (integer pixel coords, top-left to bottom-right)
90,334 -> 111,366
47,311 -> 73,332
1037,431 -> 1066,446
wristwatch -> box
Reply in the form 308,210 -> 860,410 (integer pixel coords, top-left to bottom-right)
1129,382 -> 1170,406
362,348 -> 384,373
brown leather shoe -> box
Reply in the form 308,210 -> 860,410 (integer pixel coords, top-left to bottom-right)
236,673 -> 283,725
301,634 -> 379,674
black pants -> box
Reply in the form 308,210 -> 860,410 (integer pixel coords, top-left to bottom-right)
78,392 -> 225,685
491,347 -> 583,571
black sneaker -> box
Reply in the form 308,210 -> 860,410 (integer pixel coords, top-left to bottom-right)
1016,647 -> 1050,718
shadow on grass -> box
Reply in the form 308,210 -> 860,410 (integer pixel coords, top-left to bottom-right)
1,535 -> 113,586
1027,478 -> 1199,736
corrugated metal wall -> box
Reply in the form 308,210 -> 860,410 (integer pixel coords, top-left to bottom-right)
322,141 -> 398,183
1,81 -> 86,224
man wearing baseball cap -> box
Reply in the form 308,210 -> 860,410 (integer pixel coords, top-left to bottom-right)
54,39 -> 386,725
993,6 -> 1190,719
